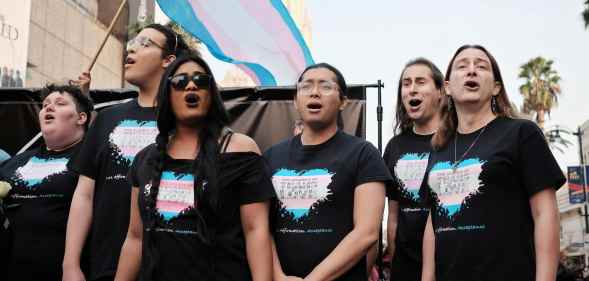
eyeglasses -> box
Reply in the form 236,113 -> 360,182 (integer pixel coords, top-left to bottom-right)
296,81 -> 338,96
168,73 -> 212,90
126,36 -> 165,51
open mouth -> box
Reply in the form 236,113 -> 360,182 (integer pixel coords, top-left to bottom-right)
124,57 -> 136,66
464,80 -> 480,90
184,93 -> 200,107
44,114 -> 55,122
409,99 -> 423,107
307,102 -> 322,112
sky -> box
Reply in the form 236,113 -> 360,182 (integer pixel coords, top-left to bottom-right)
157,0 -> 589,170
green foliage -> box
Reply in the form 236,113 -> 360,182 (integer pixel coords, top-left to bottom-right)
518,57 -> 562,128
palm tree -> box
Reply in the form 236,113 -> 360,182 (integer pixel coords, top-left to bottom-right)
518,57 -> 562,130
581,0 -> 589,29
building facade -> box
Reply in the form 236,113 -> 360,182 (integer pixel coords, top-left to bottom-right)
24,0 -> 154,89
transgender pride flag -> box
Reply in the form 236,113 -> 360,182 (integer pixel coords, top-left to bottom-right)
156,0 -> 315,86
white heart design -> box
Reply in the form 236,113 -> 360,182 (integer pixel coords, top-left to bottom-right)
16,156 -> 68,187
272,168 -> 334,219
109,120 -> 158,161
428,158 -> 485,216
394,153 -> 429,199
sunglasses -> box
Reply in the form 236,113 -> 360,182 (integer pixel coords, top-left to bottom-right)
168,73 -> 212,90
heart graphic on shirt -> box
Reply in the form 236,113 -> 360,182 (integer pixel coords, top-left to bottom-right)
272,168 -> 334,220
109,120 -> 158,162
156,171 -> 195,221
427,158 -> 485,216
15,156 -> 68,187
394,153 -> 429,200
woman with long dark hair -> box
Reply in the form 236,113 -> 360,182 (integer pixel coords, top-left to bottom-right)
114,55 -> 275,281
420,45 -> 565,281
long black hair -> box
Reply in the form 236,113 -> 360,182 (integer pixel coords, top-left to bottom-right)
142,54 -> 229,279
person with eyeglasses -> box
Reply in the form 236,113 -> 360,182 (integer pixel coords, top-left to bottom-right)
62,23 -> 194,281
263,63 -> 392,281
114,54 -> 275,281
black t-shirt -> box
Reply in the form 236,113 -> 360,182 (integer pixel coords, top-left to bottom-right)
128,144 -> 276,281
264,130 -> 392,281
1,144 -> 81,280
383,130 -> 432,281
68,99 -> 158,280
420,117 -> 566,281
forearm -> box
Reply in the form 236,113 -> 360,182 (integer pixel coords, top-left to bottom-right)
63,189 -> 93,268
245,228 -> 273,281
272,239 -> 287,280
387,222 -> 397,258
421,214 -> 435,281
534,211 -> 559,281
305,228 -> 378,281
114,236 -> 143,281
387,200 -> 399,258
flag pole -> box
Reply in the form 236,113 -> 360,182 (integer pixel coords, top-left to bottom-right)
86,0 -> 128,72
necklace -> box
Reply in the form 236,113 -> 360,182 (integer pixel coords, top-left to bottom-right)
452,126 -> 487,171
47,137 -> 83,152
412,126 -> 437,136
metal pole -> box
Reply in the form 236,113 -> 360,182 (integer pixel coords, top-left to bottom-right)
576,127 -> 589,234
377,80 -> 383,152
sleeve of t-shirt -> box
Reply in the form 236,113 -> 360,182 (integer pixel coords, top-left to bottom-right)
238,155 -> 277,205
383,139 -> 400,201
518,121 -> 566,197
67,113 -> 103,179
354,142 -> 393,188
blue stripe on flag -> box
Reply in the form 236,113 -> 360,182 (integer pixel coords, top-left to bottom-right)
270,0 -> 315,66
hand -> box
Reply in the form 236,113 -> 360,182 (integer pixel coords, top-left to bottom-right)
62,264 -> 86,281
71,72 -> 91,95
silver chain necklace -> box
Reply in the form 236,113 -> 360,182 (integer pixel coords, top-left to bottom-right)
452,126 -> 487,171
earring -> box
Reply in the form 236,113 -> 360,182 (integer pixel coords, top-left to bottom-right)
448,97 -> 453,111
491,95 -> 499,114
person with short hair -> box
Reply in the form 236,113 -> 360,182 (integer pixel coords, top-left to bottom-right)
265,62 -> 392,281
1,83 -> 93,280
62,23 -> 193,281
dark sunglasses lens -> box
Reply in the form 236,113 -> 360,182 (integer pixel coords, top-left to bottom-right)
192,75 -> 211,89
170,74 -> 188,89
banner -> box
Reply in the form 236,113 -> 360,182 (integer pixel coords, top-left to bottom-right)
567,166 -> 589,204
0,86 -> 366,155
0,0 -> 31,88
156,0 -> 314,86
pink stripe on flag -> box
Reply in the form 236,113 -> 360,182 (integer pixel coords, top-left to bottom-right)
238,0 -> 305,70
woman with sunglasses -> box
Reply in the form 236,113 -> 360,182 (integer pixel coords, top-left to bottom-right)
420,45 -> 564,281
114,54 -> 275,281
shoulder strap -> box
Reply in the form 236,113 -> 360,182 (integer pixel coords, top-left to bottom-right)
220,128 -> 234,153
